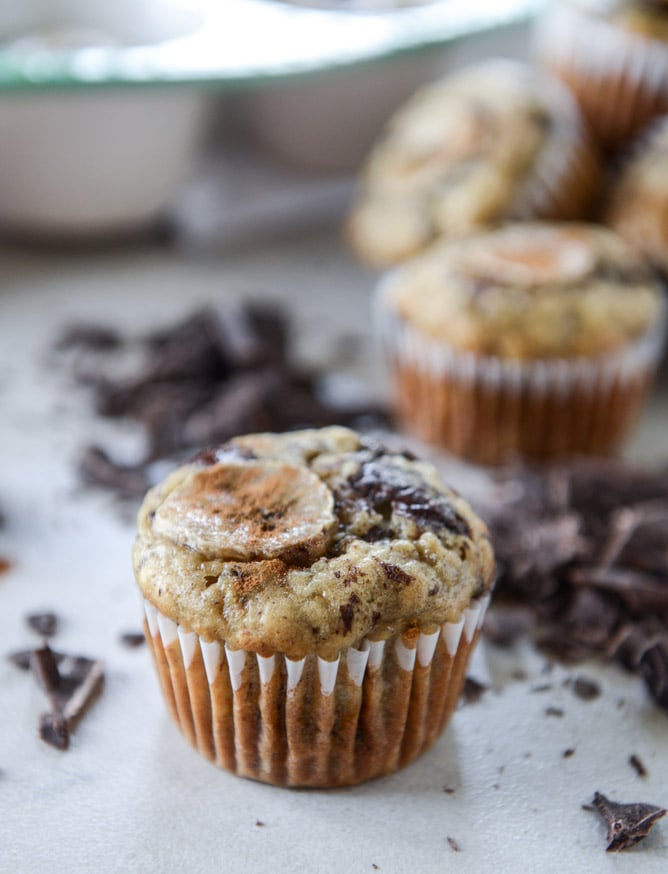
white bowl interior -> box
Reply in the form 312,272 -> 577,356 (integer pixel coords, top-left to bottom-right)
0,0 -> 202,50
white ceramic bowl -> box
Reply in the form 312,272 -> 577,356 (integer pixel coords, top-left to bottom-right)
0,0 -> 209,237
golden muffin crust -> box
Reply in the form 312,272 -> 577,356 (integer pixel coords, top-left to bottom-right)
347,59 -> 598,266
383,222 -> 665,359
133,427 -> 494,660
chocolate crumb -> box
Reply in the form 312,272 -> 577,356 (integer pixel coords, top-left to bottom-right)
447,837 -> 461,852
26,612 -> 58,638
462,676 -> 488,705
563,748 -> 576,758
531,683 -> 553,693
572,676 -> 601,702
0,557 -> 12,576
545,706 -> 564,717
255,820 -> 265,828
372,865 -> 379,871
119,632 -> 145,649
590,791 -> 666,851
443,786 -> 456,795
629,754 -> 648,778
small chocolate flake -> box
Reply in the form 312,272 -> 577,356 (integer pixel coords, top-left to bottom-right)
462,676 -> 488,705
0,556 -> 12,576
443,787 -> 456,795
546,706 -> 564,717
590,791 -> 666,852
119,632 -> 145,649
379,562 -> 412,586
26,612 -> 58,638
563,748 -> 576,758
372,866 -> 379,871
572,676 -> 601,702
629,754 -> 648,778
339,603 -> 355,634
255,820 -> 265,828
447,837 -> 461,852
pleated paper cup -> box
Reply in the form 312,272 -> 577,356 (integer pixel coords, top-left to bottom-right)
140,593 -> 490,788
534,2 -> 668,151
376,279 -> 667,465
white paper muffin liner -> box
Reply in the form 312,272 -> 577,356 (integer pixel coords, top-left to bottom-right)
140,593 -> 490,787
534,2 -> 668,149
376,278 -> 667,463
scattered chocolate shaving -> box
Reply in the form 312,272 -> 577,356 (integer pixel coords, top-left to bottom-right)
26,612 -> 58,638
443,786 -> 456,795
482,606 -> 533,648
56,304 -> 387,500
563,748 -> 576,758
545,706 -> 564,718
79,446 -> 150,500
9,643 -> 104,751
447,837 -> 461,852
254,820 -> 265,828
629,754 -> 648,778
571,676 -> 601,702
484,460 -> 668,712
55,324 -> 122,351
119,632 -> 145,648
0,556 -> 11,576
589,791 -> 666,852
462,676 -> 488,705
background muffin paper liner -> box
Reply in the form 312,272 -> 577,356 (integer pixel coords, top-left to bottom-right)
375,278 -> 667,465
534,2 -> 668,152
140,594 -> 489,788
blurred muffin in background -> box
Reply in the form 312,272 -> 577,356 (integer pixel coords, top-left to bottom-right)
603,116 -> 668,273
375,222 -> 666,464
534,0 -> 668,153
347,59 -> 601,268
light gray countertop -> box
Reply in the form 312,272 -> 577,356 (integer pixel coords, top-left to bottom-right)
1,226 -> 667,873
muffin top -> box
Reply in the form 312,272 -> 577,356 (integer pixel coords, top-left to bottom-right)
604,118 -> 668,267
383,222 -> 665,359
347,59 -> 595,267
133,427 -> 494,660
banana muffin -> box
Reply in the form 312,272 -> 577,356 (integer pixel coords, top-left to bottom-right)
535,0 -> 668,151
347,59 -> 600,267
133,426 -> 494,787
376,222 -> 666,463
603,116 -> 668,272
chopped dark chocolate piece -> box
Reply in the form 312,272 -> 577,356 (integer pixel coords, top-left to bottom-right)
484,460 -> 668,713
590,791 -> 666,852
447,837 -> 461,852
119,632 -> 146,648
0,556 -> 12,576
54,324 -> 121,351
10,643 -> 104,752
56,304 -> 387,501
39,712 -> 70,751
563,748 -> 575,758
26,612 -> 58,638
571,676 -> 601,702
79,446 -> 150,499
629,754 -> 648,778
